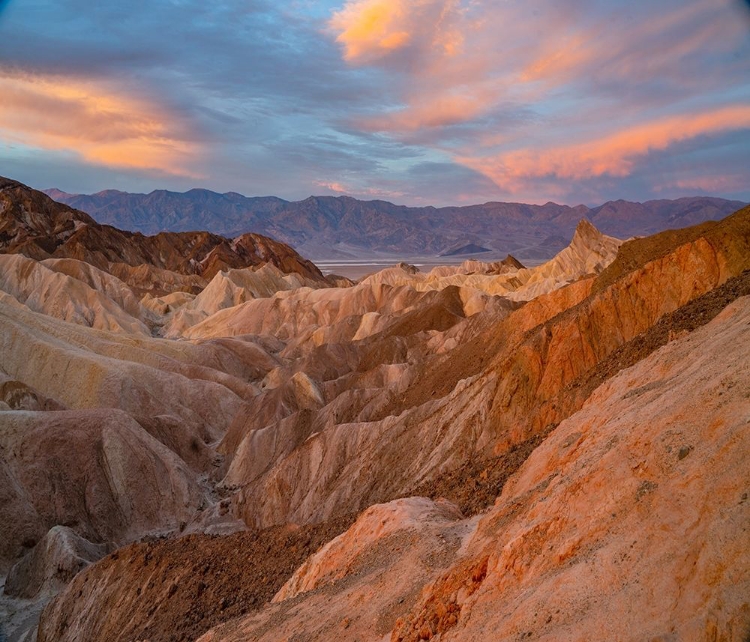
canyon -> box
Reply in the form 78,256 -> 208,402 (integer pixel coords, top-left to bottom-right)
0,176 -> 748,641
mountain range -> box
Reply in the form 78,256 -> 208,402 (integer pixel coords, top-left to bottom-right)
2,178 -> 324,293
45,187 -> 746,260
1,176 -> 748,641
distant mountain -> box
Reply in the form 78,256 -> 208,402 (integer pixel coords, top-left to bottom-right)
45,187 -> 746,261
1,177 -> 324,289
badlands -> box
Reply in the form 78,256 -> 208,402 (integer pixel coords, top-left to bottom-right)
0,176 -> 748,641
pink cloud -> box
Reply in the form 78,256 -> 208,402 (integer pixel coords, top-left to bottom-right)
358,91 -> 493,132
328,0 -> 748,200
314,178 -> 405,200
0,70 -> 202,177
331,0 -> 504,134
457,105 -> 750,191
315,180 -> 349,193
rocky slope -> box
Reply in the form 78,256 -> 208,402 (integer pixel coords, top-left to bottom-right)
36,292 -> 750,642
1,177 -> 748,641
161,219 -> 616,341
185,208 -> 750,532
0,254 -> 153,334
201,294 -> 750,642
34,516 -> 357,642
358,219 -> 622,302
46,185 -> 745,260
2,177 -> 325,293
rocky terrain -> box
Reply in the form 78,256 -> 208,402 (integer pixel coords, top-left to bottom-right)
45,185 -> 745,260
2,177 -> 325,296
0,177 -> 748,641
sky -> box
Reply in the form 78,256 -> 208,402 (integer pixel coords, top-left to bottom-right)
0,0 -> 749,206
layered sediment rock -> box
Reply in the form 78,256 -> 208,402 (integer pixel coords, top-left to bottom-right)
1,178 -> 747,642
193,294 -> 750,642
390,296 -> 750,642
0,254 -> 151,334
359,219 -> 621,301
225,208 -> 750,529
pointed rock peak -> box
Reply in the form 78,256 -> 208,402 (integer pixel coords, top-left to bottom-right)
551,218 -> 624,276
501,254 -> 525,270
575,218 -> 602,238
571,218 -> 608,250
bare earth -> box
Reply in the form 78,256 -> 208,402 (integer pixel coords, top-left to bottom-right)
0,179 -> 748,641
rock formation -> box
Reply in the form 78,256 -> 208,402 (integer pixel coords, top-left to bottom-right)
1,176 -> 326,291
0,254 -> 152,334
0,177 -> 747,642
204,294 -> 750,642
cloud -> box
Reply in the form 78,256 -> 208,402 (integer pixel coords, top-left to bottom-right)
458,105 -> 750,190
332,0 -> 749,133
657,175 -> 749,194
518,1 -> 736,89
329,0 -> 465,63
330,0 -> 411,61
0,1 -> 415,198
330,0 -> 494,133
328,0 -> 750,202
360,94 -> 488,132
314,178 -> 406,200
0,0 -> 748,205
315,180 -> 349,193
0,70 -> 201,176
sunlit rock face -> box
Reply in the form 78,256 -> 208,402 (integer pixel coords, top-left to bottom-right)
0,254 -> 152,334
195,295 -> 750,642
216,208 -> 750,533
359,219 -> 622,302
388,297 -> 750,642
1,177 -> 748,642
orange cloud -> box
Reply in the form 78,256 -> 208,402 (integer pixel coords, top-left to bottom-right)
0,71 -> 201,176
360,91 -> 491,132
331,0 -> 497,133
330,0 -> 465,63
520,32 -> 596,84
330,0 -> 410,62
328,0 -> 748,189
519,2 -> 725,87
458,105 -> 750,190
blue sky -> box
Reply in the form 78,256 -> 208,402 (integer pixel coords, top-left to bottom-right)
0,0 -> 748,205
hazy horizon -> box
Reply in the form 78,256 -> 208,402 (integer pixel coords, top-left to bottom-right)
39,181 -> 749,212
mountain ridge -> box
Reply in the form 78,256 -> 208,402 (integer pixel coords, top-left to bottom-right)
44,186 -> 745,260
0,177 -> 325,294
